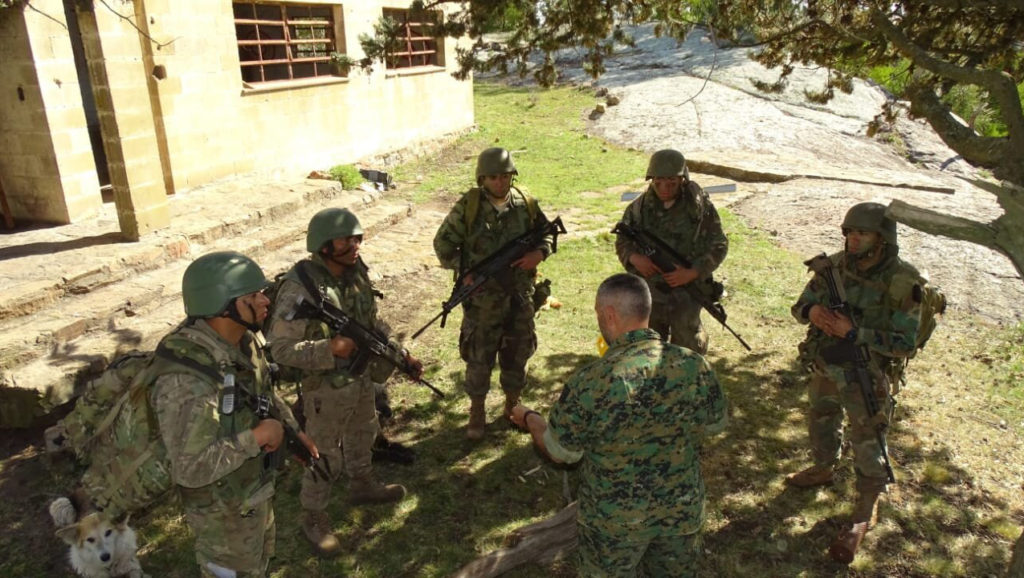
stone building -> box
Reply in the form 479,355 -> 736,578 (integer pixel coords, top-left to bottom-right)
0,0 -> 474,239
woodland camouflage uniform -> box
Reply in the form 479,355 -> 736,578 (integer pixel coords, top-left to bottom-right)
544,328 -> 728,576
151,319 -> 297,577
615,152 -> 728,354
790,201 -> 924,562
792,248 -> 922,486
433,156 -> 553,416
267,254 -> 401,512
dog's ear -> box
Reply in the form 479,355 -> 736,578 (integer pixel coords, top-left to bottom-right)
54,524 -> 79,545
116,512 -> 132,529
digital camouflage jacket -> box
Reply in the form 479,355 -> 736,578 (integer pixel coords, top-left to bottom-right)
544,328 -> 728,539
615,182 -> 728,290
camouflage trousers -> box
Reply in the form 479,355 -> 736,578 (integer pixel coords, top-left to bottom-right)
182,493 -> 275,577
459,293 -> 537,398
806,368 -> 891,485
299,377 -> 378,511
650,287 -> 707,355
578,522 -> 701,578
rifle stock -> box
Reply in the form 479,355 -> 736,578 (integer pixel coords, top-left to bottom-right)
289,296 -> 445,398
804,253 -> 895,483
413,216 -> 567,339
612,222 -> 751,351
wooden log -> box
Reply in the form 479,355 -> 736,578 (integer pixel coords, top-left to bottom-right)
451,502 -> 578,578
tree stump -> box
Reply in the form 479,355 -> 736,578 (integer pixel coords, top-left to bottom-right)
452,502 -> 578,578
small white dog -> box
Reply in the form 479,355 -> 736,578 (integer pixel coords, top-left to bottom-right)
49,497 -> 143,578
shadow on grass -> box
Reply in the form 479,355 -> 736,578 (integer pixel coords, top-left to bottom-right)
700,354 -> 1015,577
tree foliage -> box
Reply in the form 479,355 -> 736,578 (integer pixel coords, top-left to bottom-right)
712,0 -> 1024,187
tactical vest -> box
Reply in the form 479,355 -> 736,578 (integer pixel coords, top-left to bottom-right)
155,322 -> 276,508
625,182 -> 712,262
799,251 -> 922,377
458,186 -> 540,296
284,256 -> 383,387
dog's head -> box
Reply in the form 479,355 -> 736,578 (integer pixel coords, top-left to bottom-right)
54,512 -> 132,568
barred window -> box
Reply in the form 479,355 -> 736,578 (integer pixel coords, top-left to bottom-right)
233,2 -> 340,84
382,8 -> 441,69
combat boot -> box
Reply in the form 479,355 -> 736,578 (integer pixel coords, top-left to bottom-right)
466,396 -> 486,440
828,489 -> 882,563
348,477 -> 406,505
301,509 -> 341,558
784,464 -> 834,488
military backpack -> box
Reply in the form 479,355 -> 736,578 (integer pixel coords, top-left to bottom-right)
50,327 -> 230,519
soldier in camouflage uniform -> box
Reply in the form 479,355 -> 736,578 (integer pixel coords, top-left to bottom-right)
789,202 -> 923,563
615,149 -> 728,354
511,273 -> 728,577
266,208 -> 418,557
151,251 -> 315,578
433,148 -> 554,440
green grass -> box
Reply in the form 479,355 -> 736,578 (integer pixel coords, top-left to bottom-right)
6,79 -> 1023,577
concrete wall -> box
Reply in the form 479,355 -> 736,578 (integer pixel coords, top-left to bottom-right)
0,2 -> 102,224
0,0 -> 474,231
145,0 -> 475,191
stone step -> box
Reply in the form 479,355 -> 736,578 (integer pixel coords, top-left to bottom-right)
0,178 -> 374,324
0,191 -> 418,412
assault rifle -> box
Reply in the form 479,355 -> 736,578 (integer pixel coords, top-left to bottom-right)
412,216 -> 567,339
804,253 -> 895,483
237,384 -> 332,483
611,221 -> 751,351
287,295 -> 445,398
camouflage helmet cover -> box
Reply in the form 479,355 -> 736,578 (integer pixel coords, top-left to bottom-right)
646,149 -> 690,180
475,147 -> 518,183
182,251 -> 269,317
842,202 -> 897,246
306,207 -> 363,253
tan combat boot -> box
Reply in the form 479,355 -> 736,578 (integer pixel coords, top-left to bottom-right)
301,509 -> 341,558
348,477 -> 406,505
466,396 -> 486,440
784,464 -> 835,488
828,489 -> 882,564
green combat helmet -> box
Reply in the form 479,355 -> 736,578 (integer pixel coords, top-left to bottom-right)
841,202 -> 897,246
646,149 -> 690,181
306,207 -> 363,253
475,147 -> 518,185
182,251 -> 269,317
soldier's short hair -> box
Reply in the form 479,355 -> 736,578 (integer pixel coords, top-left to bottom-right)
597,273 -> 651,321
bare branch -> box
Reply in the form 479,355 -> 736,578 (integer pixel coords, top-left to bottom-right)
886,200 -> 997,246
905,82 -> 1008,168
24,0 -> 67,29
95,0 -> 176,50
887,199 -> 1024,279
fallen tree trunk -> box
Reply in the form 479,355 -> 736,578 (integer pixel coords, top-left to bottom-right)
451,502 -> 578,578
